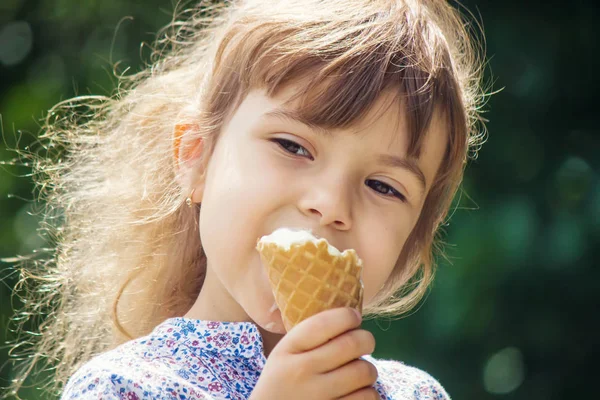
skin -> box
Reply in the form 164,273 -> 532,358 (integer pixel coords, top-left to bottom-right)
180,83 -> 447,397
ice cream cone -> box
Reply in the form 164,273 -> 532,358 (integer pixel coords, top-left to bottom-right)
256,228 -> 364,332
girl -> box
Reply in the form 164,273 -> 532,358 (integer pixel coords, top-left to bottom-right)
6,0 -> 487,398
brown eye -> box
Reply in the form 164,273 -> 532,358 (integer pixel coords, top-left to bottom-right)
365,179 -> 406,202
272,138 -> 313,159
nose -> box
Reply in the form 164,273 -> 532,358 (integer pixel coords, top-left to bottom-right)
298,174 -> 353,230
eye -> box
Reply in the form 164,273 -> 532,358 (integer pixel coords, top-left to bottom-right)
272,139 -> 406,202
365,179 -> 407,202
272,138 -> 313,160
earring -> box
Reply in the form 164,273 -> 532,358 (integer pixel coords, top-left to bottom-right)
186,188 -> 196,208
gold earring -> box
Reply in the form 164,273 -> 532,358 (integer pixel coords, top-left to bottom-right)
186,188 -> 196,208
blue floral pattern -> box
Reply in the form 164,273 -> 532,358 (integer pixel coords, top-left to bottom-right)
61,318 -> 450,399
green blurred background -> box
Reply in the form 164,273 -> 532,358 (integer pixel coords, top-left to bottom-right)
0,0 -> 598,399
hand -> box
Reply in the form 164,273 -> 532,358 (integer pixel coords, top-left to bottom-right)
250,307 -> 379,400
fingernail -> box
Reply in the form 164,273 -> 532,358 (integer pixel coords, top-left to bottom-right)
353,308 -> 362,321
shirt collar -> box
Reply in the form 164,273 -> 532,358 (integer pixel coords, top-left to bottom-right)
155,317 -> 267,361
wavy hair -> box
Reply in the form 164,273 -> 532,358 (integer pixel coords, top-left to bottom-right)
4,0 -> 488,397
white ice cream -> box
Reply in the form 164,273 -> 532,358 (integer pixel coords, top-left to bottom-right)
258,227 -> 345,257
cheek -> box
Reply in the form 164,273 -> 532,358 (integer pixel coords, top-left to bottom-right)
205,141 -> 276,205
359,221 -> 411,303
199,143 -> 290,254
361,249 -> 396,304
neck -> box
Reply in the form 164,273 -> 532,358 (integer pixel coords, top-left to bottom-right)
257,327 -> 282,358
183,266 -> 283,357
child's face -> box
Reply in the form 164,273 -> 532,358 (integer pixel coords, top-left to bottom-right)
192,84 -> 447,333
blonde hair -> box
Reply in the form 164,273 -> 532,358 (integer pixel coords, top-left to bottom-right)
4,0 -> 488,397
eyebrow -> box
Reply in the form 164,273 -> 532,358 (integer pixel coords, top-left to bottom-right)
262,108 -> 332,137
378,154 -> 427,194
262,108 -> 427,193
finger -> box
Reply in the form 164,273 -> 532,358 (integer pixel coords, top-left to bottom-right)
308,329 -> 375,373
277,307 -> 361,354
323,358 -> 378,398
337,387 -> 380,400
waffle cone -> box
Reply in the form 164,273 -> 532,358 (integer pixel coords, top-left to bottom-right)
256,237 -> 364,332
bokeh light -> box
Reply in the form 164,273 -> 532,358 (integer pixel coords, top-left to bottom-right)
483,347 -> 526,395
0,21 -> 33,67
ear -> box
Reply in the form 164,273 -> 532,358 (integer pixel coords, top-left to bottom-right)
174,123 -> 204,165
173,123 -> 208,200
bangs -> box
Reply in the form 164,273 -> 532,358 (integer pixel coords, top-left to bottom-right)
265,61 -> 447,160
212,4 -> 466,162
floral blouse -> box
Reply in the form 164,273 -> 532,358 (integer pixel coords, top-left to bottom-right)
61,318 -> 450,399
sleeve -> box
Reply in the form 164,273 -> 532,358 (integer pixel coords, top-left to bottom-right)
364,355 -> 451,400
61,368 -> 129,399
60,362 -> 215,400
61,366 -> 145,400
409,373 -> 451,400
